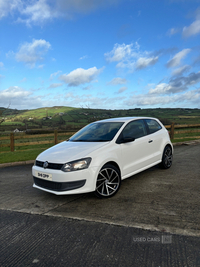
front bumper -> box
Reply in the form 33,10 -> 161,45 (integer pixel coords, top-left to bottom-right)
33,176 -> 86,191
32,165 -> 98,195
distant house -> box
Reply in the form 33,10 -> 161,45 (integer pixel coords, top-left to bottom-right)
59,112 -> 64,116
13,128 -> 21,133
43,116 -> 52,120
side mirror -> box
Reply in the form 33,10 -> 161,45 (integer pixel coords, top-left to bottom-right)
120,137 -> 135,144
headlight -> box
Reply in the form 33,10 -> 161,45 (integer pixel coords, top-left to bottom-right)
61,157 -> 92,172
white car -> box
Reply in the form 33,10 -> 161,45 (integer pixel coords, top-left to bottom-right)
32,117 -> 173,198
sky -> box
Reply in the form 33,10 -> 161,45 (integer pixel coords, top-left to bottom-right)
0,0 -> 200,110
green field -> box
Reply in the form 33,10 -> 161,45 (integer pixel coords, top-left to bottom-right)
1,106 -> 200,133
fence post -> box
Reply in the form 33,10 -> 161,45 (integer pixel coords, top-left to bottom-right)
54,130 -> 58,145
10,133 -> 14,152
170,123 -> 175,139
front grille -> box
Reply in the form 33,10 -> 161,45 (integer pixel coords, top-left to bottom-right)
33,177 -> 86,191
36,160 -> 63,170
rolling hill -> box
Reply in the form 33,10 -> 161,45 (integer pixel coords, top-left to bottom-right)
0,106 -> 200,133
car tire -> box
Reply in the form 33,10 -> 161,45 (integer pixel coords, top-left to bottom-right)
94,164 -> 121,198
161,145 -> 173,169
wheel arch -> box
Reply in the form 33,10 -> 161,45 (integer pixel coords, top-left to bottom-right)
102,161 -> 121,176
164,143 -> 173,153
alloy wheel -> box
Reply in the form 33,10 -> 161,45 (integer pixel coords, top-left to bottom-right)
95,165 -> 121,198
162,146 -> 173,168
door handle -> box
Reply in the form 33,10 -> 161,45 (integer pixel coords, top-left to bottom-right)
148,140 -> 153,143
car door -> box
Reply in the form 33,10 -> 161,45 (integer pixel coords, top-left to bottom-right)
119,119 -> 153,178
144,119 -> 164,162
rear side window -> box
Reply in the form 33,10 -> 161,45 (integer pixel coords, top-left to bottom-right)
145,119 -> 162,134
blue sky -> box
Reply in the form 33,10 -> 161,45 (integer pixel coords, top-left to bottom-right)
0,0 -> 200,110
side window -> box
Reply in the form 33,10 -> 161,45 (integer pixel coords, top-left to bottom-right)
145,119 -> 162,134
122,120 -> 147,139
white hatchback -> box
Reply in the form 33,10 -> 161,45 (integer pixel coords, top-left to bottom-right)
32,117 -> 173,198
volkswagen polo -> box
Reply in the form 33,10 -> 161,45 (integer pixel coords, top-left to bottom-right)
32,117 -> 173,198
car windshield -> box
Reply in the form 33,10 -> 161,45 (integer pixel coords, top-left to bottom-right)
69,122 -> 124,142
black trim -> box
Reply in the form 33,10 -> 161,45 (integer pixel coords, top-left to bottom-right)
36,160 -> 63,170
33,177 -> 86,191
143,119 -> 150,135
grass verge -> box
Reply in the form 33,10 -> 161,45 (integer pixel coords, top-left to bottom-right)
0,147 -> 49,164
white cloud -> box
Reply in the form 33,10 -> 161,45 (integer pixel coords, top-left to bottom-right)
0,61 -> 4,68
117,87 -> 127,93
18,0 -> 58,26
48,83 -> 63,89
0,0 -> 22,19
0,86 -> 36,108
149,71 -> 200,95
0,0 -> 120,25
185,71 -> 200,85
167,28 -> 179,36
172,65 -> 191,76
135,56 -> 158,70
107,77 -> 127,85
0,86 -> 63,109
149,83 -> 177,95
6,50 -> 15,59
183,8 -> 200,37
38,64 -> 45,69
105,43 -> 159,71
183,20 -> 200,37
136,95 -> 174,106
59,67 -> 103,86
83,85 -> 92,90
63,91 -> 127,109
181,88 -> 200,104
0,86 -> 31,98
105,43 -> 135,62
79,55 -> 88,60
60,0 -> 119,14
166,49 -> 191,68
15,39 -> 51,68
124,88 -> 200,108
50,70 -> 62,80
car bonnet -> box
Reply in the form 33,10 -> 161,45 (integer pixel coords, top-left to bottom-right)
36,141 -> 109,164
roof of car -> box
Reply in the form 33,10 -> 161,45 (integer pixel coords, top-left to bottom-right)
96,117 -> 157,123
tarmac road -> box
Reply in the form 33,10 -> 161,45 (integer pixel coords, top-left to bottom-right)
0,143 -> 200,266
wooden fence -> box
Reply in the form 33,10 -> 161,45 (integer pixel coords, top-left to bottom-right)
165,123 -> 200,140
0,124 -> 200,152
0,130 -> 75,152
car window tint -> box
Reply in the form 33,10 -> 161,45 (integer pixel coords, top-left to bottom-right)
145,119 -> 162,134
122,120 -> 147,139
70,122 -> 124,142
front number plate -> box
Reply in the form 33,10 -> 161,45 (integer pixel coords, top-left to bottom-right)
35,171 -> 52,181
